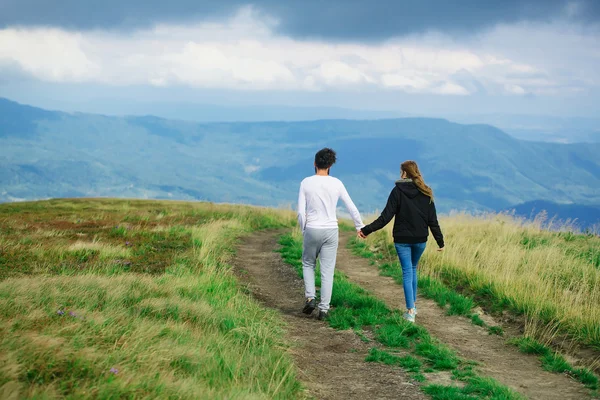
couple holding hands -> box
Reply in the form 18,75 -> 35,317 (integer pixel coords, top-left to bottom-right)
297,148 -> 444,323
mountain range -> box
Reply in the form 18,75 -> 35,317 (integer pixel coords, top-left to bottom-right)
504,201 -> 600,231
1,97 -> 599,228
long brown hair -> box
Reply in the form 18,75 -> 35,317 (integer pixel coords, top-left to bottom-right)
401,160 -> 434,201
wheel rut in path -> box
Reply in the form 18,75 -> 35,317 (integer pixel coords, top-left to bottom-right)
232,230 -> 426,400
336,232 -> 590,400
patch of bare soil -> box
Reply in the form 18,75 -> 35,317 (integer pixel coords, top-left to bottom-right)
336,233 -> 591,400
232,230 -> 426,400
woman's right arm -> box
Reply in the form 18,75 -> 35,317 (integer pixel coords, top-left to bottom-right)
360,187 -> 398,236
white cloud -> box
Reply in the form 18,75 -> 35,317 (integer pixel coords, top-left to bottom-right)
313,61 -> 373,85
381,74 -> 431,90
433,82 -> 470,95
0,7 -> 598,97
162,42 -> 295,88
504,84 -> 527,95
0,28 -> 98,81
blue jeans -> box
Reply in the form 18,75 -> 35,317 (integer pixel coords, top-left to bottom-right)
394,242 -> 427,310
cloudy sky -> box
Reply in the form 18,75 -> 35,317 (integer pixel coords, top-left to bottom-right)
0,0 -> 599,117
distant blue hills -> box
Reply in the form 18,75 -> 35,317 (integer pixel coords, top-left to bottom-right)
1,97 -> 599,228
504,201 -> 600,231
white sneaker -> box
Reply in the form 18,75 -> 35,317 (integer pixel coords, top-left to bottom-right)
403,308 -> 416,323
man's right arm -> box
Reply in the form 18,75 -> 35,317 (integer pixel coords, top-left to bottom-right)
297,182 -> 306,233
339,183 -> 364,231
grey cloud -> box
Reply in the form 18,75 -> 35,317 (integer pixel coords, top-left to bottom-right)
1,0 -> 599,40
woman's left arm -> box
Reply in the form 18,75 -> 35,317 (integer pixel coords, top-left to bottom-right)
428,201 -> 445,248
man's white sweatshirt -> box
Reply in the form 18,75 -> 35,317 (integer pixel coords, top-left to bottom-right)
297,175 -> 364,232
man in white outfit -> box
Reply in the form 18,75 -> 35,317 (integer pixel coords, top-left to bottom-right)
297,148 -> 365,320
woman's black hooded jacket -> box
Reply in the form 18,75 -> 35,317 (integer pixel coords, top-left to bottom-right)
361,179 -> 444,247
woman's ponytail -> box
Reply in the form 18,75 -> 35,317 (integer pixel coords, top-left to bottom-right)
401,160 -> 434,202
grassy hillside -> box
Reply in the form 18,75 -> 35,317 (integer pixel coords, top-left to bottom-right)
2,198 -> 599,398
0,199 -> 303,399
362,213 -> 600,350
1,98 -> 599,225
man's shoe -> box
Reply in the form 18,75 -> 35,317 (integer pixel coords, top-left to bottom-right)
317,310 -> 329,321
302,298 -> 316,314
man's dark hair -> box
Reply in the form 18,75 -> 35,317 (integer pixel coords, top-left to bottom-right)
315,148 -> 337,170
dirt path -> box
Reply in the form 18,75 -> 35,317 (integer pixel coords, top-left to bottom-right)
336,232 -> 590,400
232,230 -> 426,400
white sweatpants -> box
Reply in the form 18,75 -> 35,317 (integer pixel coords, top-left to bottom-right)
302,228 -> 339,312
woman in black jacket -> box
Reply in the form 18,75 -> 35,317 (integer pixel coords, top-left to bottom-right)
359,160 -> 444,323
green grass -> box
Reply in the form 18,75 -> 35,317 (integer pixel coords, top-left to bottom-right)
487,326 -> 504,336
366,348 -> 423,372
278,231 -> 523,399
508,337 -> 599,391
471,314 -> 485,327
520,234 -> 550,250
0,199 -> 304,399
415,337 -> 459,370
374,323 -> 412,348
424,373 -> 522,400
